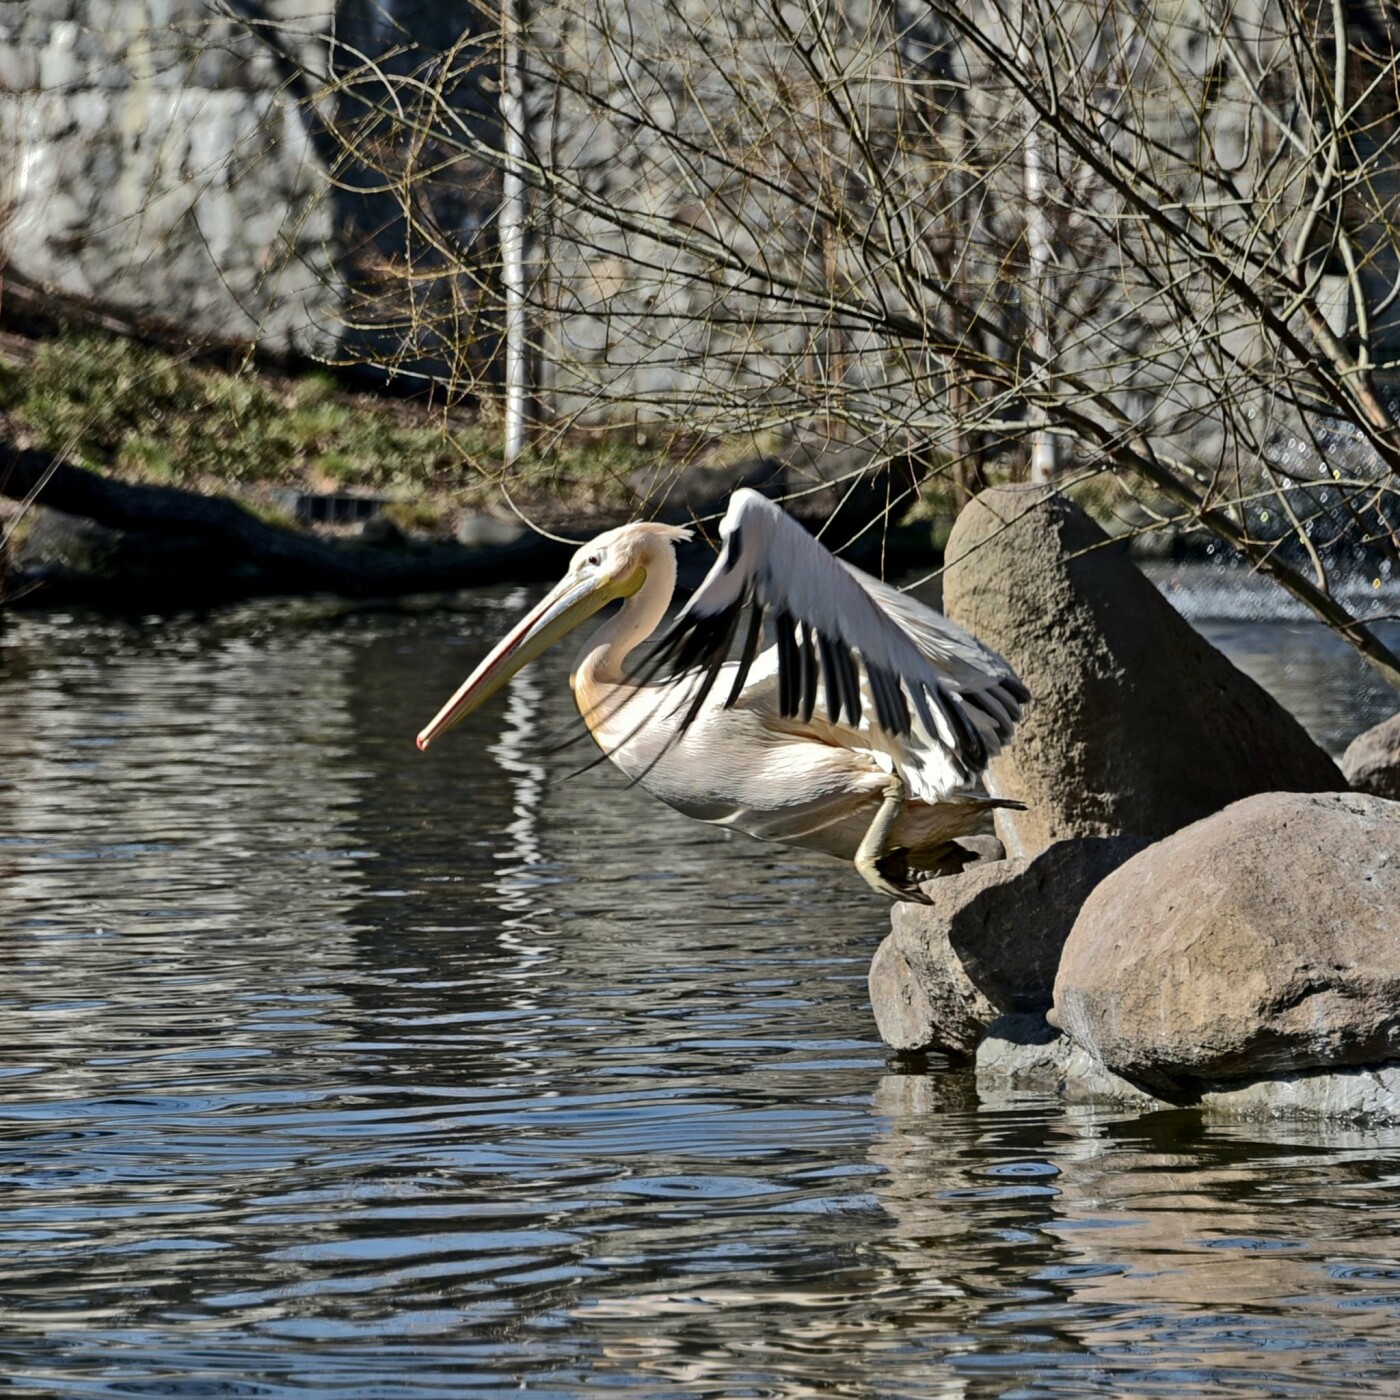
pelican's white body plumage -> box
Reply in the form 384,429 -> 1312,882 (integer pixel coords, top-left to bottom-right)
419,489 -> 1028,898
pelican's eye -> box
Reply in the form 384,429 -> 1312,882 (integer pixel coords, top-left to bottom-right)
585,552 -> 603,569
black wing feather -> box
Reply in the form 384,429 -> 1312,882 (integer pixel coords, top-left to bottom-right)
798,624 -> 819,723
823,632 -> 863,726
639,491 -> 1026,779
867,663 -> 910,736
933,680 -> 986,769
775,610 -> 799,717
961,687 -> 1013,741
675,598 -> 743,732
816,631 -> 843,724
724,598 -> 766,709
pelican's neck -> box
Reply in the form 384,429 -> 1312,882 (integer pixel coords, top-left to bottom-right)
571,546 -> 676,692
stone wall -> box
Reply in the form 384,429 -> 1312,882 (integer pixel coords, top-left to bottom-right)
525,0 -> 918,424
0,0 -> 339,357
1,0 -> 1395,444
518,0 -> 1400,442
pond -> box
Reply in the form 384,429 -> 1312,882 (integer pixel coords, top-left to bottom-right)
1,568 -> 1399,1398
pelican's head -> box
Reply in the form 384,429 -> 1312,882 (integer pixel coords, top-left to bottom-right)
416,521 -> 692,751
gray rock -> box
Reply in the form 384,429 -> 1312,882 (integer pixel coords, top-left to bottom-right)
941,835 -> 1149,1014
1196,1067 -> 1400,1122
942,486 -> 1343,858
0,37 -> 39,89
359,514 -> 408,548
0,8 -> 339,359
15,507 -> 122,577
976,1014 -> 1162,1109
977,1015 -> 1400,1123
1342,712 -> 1400,800
869,835 -> 1143,1053
455,513 -> 527,549
1053,791 -> 1400,1094
868,917 -> 996,1057
950,834 -> 1005,865
37,18 -> 81,88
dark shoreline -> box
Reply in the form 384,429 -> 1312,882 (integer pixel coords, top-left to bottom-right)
6,441 -> 1388,617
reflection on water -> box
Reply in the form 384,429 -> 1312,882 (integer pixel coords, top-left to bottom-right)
0,580 -> 1397,1397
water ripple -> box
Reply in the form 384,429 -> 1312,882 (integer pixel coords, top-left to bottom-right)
2,600 -> 1399,1397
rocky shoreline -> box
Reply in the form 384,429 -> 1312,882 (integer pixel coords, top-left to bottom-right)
869,486 -> 1400,1123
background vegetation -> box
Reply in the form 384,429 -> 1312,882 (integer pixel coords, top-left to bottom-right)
279,0 -> 1400,683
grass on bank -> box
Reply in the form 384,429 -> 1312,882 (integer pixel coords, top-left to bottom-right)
0,331 -> 689,532
0,328 -> 1184,556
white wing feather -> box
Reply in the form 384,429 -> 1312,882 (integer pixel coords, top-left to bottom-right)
649,489 -> 1027,792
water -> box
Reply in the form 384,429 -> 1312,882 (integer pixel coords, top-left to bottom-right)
1,573 -> 1398,1398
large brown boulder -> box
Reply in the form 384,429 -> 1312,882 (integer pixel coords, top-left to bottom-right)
1052,792 -> 1400,1094
942,486 -> 1343,856
1342,712 -> 1400,800
869,836 -> 1146,1053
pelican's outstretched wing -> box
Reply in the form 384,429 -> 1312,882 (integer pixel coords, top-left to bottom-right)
648,488 -> 1028,782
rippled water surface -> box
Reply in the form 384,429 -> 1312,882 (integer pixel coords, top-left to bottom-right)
2,576 -> 1399,1397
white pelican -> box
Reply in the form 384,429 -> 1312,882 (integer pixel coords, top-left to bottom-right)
417,489 -> 1027,901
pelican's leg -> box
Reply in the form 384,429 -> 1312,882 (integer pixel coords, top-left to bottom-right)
854,774 -> 933,904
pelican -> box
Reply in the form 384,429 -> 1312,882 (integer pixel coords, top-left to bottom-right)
417,489 -> 1027,901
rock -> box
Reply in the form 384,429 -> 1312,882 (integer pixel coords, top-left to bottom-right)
14,506 -> 122,577
1195,1066 -> 1400,1122
985,1024 -> 1400,1123
943,835 -> 1149,1014
950,834 -> 1005,865
12,504 -> 249,604
942,485 -> 1343,857
1053,791 -> 1400,1094
975,1016 -> 1400,1122
359,514 -> 408,548
1342,712 -> 1400,800
868,919 -> 996,1057
455,513 -> 527,549
982,1012 -> 1061,1050
869,836 -> 1145,1053
976,1014 -> 1161,1109
2,54 -> 337,358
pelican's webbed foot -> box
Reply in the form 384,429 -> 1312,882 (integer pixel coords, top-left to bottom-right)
854,774 -> 933,904
873,846 -> 934,904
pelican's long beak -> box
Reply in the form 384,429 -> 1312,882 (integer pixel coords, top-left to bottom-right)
416,567 -> 641,751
